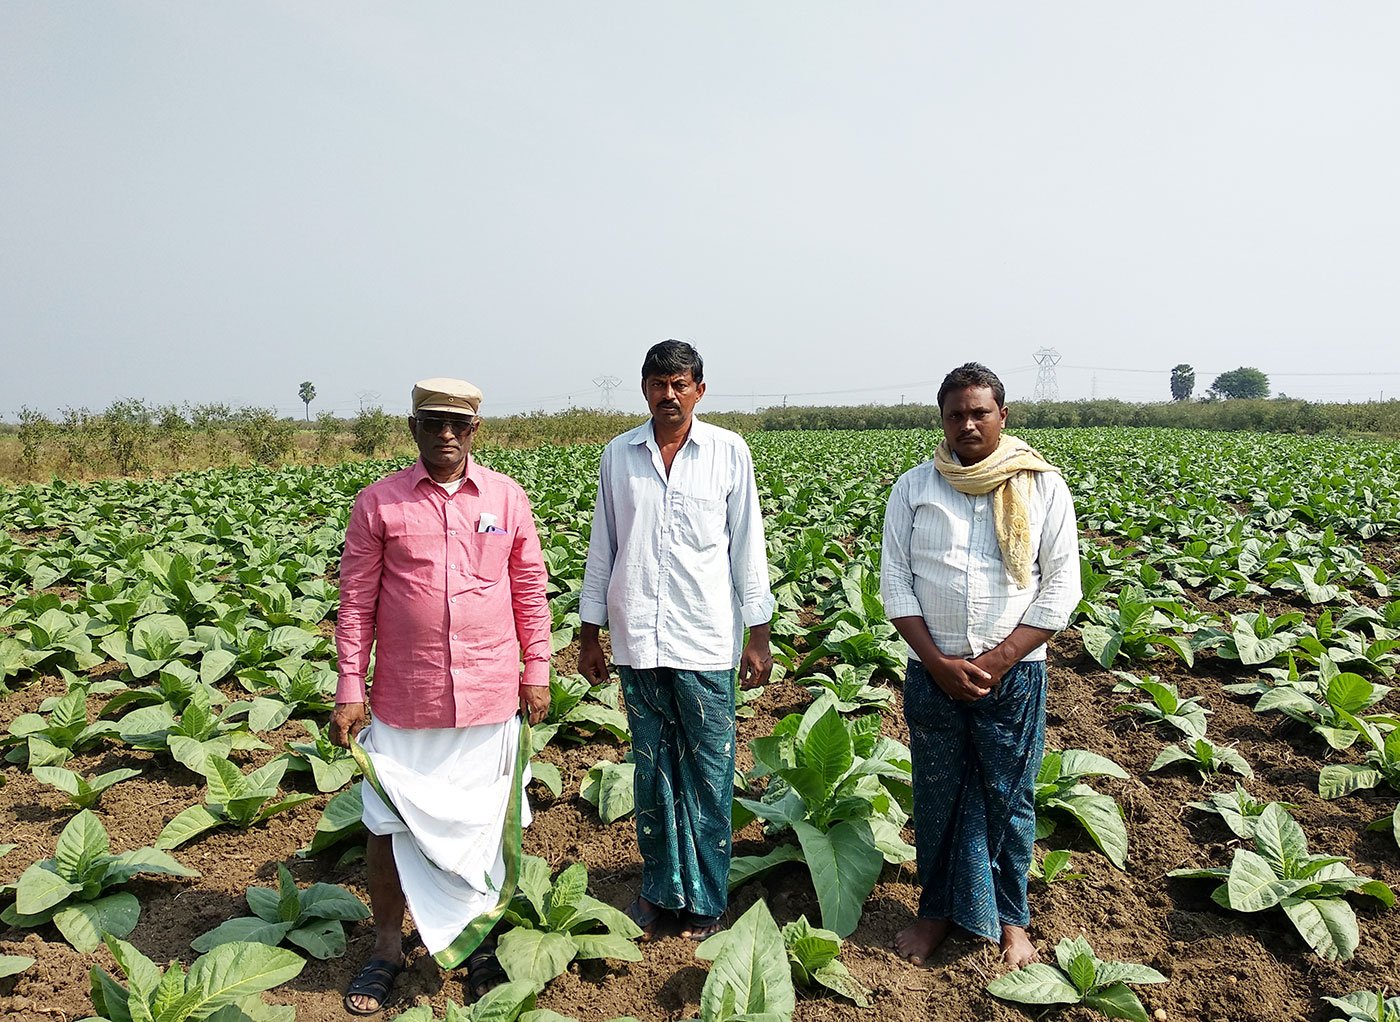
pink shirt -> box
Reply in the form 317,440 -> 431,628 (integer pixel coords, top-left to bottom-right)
335,458 -> 551,729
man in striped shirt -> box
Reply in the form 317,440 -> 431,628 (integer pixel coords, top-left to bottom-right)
880,362 -> 1081,969
579,340 -> 775,942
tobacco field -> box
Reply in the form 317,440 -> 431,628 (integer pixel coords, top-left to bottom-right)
1,427 -> 1399,1022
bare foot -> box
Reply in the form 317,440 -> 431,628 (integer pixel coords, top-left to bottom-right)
894,917 -> 953,965
999,924 -> 1038,968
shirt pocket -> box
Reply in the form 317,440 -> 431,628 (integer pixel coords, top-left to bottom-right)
674,494 -> 727,552
468,531 -> 512,582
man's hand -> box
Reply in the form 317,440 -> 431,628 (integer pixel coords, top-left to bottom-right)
578,625 -> 610,685
738,625 -> 774,689
329,701 -> 368,748
968,647 -> 1013,688
926,656 -> 994,702
520,684 -> 551,726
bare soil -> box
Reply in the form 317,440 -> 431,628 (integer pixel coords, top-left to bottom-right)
2,637 -> 1398,1022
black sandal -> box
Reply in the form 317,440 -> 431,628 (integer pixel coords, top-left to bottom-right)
466,943 -> 508,1000
681,912 -> 725,941
343,957 -> 403,1016
625,895 -> 668,941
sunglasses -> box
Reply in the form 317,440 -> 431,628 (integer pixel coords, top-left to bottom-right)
416,414 -> 476,435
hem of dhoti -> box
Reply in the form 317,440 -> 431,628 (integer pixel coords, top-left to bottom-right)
350,719 -> 529,969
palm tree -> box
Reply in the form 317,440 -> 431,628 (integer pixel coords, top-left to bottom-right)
298,381 -> 316,421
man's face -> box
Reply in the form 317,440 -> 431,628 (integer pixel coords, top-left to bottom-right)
940,385 -> 1006,465
643,370 -> 705,429
409,412 -> 479,478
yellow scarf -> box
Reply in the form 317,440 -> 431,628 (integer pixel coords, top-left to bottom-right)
933,434 -> 1060,589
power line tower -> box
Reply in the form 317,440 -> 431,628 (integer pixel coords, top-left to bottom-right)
592,375 -> 621,409
1032,348 -> 1061,402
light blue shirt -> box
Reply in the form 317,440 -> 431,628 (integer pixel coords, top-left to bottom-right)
580,418 -> 775,670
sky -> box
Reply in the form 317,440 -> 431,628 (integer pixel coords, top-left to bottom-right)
3,3 -> 1398,419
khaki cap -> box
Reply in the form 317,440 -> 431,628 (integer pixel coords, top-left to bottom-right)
412,378 -> 483,416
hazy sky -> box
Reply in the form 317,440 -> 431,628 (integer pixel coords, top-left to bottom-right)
4,3 -> 1398,418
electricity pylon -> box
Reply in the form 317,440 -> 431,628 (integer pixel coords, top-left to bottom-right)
1032,348 -> 1061,402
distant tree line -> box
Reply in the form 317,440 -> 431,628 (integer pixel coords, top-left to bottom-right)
3,399 -> 415,479
6,390 -> 1400,481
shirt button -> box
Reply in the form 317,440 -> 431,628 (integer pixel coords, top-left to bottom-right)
449,529 -> 457,536
449,563 -> 455,570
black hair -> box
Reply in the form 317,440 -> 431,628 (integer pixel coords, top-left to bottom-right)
937,362 -> 1005,409
641,339 -> 704,384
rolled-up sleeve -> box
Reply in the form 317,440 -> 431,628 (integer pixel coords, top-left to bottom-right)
335,490 -> 382,704
578,446 -> 616,627
1020,473 -> 1082,632
509,489 -> 553,686
880,474 -> 923,621
727,442 -> 775,628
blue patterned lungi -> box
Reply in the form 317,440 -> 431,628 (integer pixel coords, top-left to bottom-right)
618,665 -> 736,919
903,657 -> 1047,941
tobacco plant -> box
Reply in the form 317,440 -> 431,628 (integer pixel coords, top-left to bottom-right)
1169,803 -> 1394,960
157,757 -> 314,849
732,703 -> 913,936
1324,989 -> 1400,1022
32,765 -> 142,810
579,755 -> 635,823
1150,737 -> 1253,781
87,936 -> 305,1022
279,719 -> 360,792
1188,784 -> 1295,840
496,856 -> 643,991
2,688 -> 117,768
1112,671 -> 1208,738
1318,710 -> 1400,800
986,935 -> 1166,1022
191,863 -> 368,959
692,900 -> 795,1022
0,810 -> 198,951
1035,749 -> 1129,869
804,662 -> 892,714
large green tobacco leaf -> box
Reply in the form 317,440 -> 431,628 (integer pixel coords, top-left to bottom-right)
801,709 -> 853,794
184,940 -> 307,1012
192,917 -> 297,953
985,963 -> 1081,1005
1280,895 -> 1358,961
1044,788 -> 1129,869
15,861 -> 83,916
579,760 -> 635,823
0,955 -> 35,979
728,844 -> 805,891
793,819 -> 882,938
1083,982 -> 1152,1022
496,928 -> 577,990
52,892 -> 140,952
1226,849 -> 1293,911
696,901 -> 794,1022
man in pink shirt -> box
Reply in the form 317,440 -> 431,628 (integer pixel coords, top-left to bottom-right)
330,377 -> 551,1015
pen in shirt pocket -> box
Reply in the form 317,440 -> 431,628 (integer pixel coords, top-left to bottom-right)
477,512 -> 507,534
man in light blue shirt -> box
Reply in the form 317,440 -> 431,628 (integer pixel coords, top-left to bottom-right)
579,339 -> 774,942
881,362 -> 1081,970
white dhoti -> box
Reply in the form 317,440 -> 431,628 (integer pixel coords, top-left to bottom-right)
355,717 -> 531,962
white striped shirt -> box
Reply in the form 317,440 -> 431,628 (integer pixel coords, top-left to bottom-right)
580,418 -> 775,671
879,459 -> 1081,662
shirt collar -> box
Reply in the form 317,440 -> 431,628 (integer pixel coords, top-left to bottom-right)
409,457 -> 482,492
629,416 -> 713,447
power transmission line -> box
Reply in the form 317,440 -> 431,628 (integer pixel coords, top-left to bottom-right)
592,375 -> 621,409
1032,348 -> 1061,402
